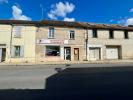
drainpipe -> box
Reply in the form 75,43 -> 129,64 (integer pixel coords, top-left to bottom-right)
85,29 -> 88,61
9,24 -> 13,63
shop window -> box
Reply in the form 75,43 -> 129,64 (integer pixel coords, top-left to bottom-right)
11,46 -> 24,58
69,30 -> 75,39
46,46 -> 60,56
48,27 -> 54,38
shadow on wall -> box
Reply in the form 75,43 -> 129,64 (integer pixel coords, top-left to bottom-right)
1,67 -> 133,100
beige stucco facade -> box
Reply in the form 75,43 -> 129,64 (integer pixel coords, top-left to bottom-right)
11,26 -> 36,63
0,20 -> 133,64
36,26 -> 86,62
87,29 -> 133,61
0,25 -> 12,62
0,24 -> 36,63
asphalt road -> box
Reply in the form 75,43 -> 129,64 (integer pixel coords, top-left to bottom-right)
0,63 -> 133,100
0,63 -> 133,89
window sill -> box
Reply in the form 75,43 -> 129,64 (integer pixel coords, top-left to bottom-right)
45,56 -> 60,57
11,57 -> 23,58
48,37 -> 55,39
69,39 -> 75,40
14,37 -> 21,38
109,38 -> 114,39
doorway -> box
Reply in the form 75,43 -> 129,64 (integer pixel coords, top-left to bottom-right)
0,48 -> 6,62
74,48 -> 79,61
89,47 -> 101,60
64,47 -> 71,60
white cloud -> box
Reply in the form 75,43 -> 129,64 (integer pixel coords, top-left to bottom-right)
117,19 -> 126,25
48,2 -> 75,20
116,8 -> 133,26
0,0 -> 8,4
109,19 -> 114,23
64,17 -> 75,22
125,8 -> 133,25
125,18 -> 133,26
12,5 -> 31,20
117,17 -> 133,26
130,8 -> 133,12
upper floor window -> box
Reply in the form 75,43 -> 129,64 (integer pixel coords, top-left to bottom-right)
92,29 -> 97,38
109,30 -> 114,39
124,30 -> 129,39
69,30 -> 75,39
48,27 -> 54,38
13,26 -> 22,38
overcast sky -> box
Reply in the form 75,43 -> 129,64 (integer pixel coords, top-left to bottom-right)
0,0 -> 133,25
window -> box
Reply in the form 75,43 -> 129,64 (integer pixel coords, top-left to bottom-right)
14,46 -> 20,57
11,46 -> 24,58
13,26 -> 22,38
48,27 -> 54,38
124,30 -> 129,39
45,46 -> 60,56
92,29 -> 97,38
69,30 -> 75,39
109,30 -> 114,39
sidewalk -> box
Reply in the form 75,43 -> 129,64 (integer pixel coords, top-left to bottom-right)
0,59 -> 133,66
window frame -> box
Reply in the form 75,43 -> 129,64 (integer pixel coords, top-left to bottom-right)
109,30 -> 114,39
14,46 -> 21,58
45,46 -> 60,57
124,30 -> 129,39
48,27 -> 54,39
13,26 -> 22,38
11,45 -> 24,58
69,30 -> 75,40
92,29 -> 98,38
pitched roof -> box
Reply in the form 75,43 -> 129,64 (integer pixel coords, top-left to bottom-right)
0,19 -> 133,30
0,20 -> 38,25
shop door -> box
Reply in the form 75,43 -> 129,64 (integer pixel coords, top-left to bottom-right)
64,47 -> 71,60
74,48 -> 79,61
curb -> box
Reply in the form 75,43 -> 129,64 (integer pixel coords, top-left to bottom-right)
0,60 -> 132,66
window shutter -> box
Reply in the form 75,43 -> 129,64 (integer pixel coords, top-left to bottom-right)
14,26 -> 22,37
11,46 -> 15,57
20,46 -> 24,57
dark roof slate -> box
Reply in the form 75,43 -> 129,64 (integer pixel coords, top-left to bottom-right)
0,20 -> 133,30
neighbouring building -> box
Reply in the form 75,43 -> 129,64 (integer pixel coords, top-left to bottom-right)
87,24 -> 133,61
0,20 -> 133,63
0,20 -> 37,63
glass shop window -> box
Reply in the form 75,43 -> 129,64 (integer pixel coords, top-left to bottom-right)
45,46 -> 60,56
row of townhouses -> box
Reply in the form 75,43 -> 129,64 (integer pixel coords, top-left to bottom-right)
0,20 -> 133,63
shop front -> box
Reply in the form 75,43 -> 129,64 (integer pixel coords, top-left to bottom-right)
36,39 -> 71,62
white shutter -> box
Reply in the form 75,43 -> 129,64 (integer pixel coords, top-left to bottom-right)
11,46 -> 15,58
20,46 -> 24,57
0,49 -> 2,62
14,26 -> 22,37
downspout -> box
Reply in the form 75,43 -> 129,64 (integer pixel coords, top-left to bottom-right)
9,24 -> 13,63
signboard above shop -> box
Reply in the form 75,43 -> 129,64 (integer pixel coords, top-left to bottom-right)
37,39 -> 69,45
